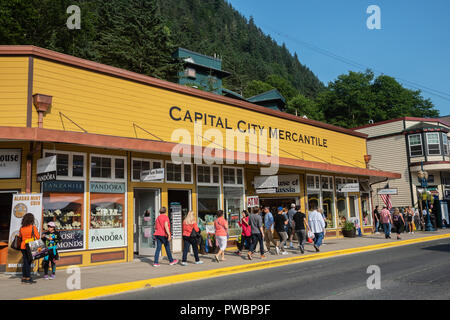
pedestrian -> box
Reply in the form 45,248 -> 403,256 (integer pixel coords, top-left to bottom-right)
308,205 -> 326,252
292,205 -> 309,254
247,207 -> 265,260
380,206 -> 392,239
214,210 -> 228,263
41,221 -> 60,280
281,207 -> 289,248
263,206 -> 278,255
392,208 -> 405,240
153,207 -> 178,267
373,205 -> 380,234
18,213 -> 40,284
181,210 -> 203,266
236,210 -> 251,255
413,207 -> 420,231
317,208 -> 327,244
274,206 -> 289,255
406,206 -> 414,234
287,204 -> 296,249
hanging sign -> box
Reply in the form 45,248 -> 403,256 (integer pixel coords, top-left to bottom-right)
6,194 -> 43,273
0,149 -> 21,179
141,168 -> 164,182
255,175 -> 300,194
90,182 -> 126,194
247,196 -> 259,208
377,188 -> 398,195
337,183 -> 360,193
37,155 -> 57,182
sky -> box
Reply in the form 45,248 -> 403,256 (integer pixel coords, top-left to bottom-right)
227,0 -> 450,117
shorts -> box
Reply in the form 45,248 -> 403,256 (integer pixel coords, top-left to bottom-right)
216,236 -> 227,251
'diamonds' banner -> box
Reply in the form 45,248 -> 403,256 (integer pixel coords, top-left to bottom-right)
6,194 -> 43,273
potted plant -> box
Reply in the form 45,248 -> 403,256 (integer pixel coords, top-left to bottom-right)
342,221 -> 356,238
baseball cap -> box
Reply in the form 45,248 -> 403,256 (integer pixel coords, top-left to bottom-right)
277,206 -> 283,211
48,222 -> 56,228
291,204 -> 295,208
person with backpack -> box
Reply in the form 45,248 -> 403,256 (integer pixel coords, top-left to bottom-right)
181,210 -> 203,266
153,207 -> 178,267
41,221 -> 61,280
393,208 -> 405,240
214,210 -> 228,262
18,213 -> 40,284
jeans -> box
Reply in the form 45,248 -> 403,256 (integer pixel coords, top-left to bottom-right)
383,223 -> 391,238
250,233 -> 264,255
21,249 -> 31,278
296,229 -> 306,248
154,235 -> 174,264
375,220 -> 379,232
314,232 -> 324,247
182,236 -> 200,262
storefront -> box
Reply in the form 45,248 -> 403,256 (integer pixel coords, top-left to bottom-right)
0,46 -> 400,270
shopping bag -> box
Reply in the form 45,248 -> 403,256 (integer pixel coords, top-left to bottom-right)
26,239 -> 48,261
307,231 -> 315,239
307,237 -> 313,244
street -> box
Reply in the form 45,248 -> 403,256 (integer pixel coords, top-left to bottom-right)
99,237 -> 450,300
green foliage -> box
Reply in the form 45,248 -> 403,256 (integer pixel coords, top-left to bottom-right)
286,94 -> 324,121
343,221 -> 355,231
243,80 -> 274,98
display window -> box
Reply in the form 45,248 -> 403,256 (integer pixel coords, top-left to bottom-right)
42,191 -> 84,251
132,158 -> 164,182
90,154 -> 126,181
224,186 -> 244,236
197,186 -> 220,232
89,191 -> 126,249
166,162 -> 192,184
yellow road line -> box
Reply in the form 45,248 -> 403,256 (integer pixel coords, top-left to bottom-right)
25,233 -> 450,300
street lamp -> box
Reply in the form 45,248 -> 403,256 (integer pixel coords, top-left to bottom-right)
418,163 -> 434,231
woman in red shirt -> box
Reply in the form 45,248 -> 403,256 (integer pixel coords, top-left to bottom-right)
181,210 -> 203,266
214,210 -> 228,263
18,213 -> 40,284
152,207 -> 178,267
235,210 -> 251,256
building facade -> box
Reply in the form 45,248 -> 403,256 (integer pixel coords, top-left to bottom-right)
0,46 -> 399,272
354,117 -> 450,224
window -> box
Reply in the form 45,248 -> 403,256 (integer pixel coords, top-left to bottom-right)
132,158 -> 164,182
90,155 -> 126,181
306,175 -> 320,190
223,167 -> 244,186
197,165 -> 220,185
166,162 -> 192,184
443,133 -> 449,155
426,133 -> 441,155
408,134 -> 423,157
44,150 -> 86,180
185,68 -> 196,79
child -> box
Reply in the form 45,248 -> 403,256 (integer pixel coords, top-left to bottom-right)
42,222 -> 61,280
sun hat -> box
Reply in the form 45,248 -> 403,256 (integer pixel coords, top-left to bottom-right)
48,222 -> 56,228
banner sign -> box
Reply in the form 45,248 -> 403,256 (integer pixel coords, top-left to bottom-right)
58,230 -> 84,251
0,149 -> 21,179
141,168 -> 164,182
255,175 -> 300,194
43,180 -> 84,193
37,156 -> 57,182
169,202 -> 182,240
377,188 -> 398,195
247,196 -> 259,208
6,193 -> 43,273
90,182 -> 126,194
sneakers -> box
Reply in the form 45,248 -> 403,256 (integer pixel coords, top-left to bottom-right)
24,278 -> 36,284
275,247 -> 280,255
153,263 -> 161,267
49,274 -> 55,280
195,261 -> 204,265
314,245 -> 320,252
247,252 -> 253,260
169,259 -> 179,265
261,255 -> 266,259
43,275 -> 49,280
299,246 -> 304,254
281,251 -> 288,255
235,251 -> 241,256
180,262 -> 188,266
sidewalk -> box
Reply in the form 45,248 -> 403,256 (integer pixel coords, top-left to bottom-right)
2,229 -> 450,300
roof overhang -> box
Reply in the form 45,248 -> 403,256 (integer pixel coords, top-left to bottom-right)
0,126 -> 400,180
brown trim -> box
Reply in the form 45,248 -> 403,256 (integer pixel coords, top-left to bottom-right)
55,254 -> 83,267
325,230 -> 337,237
410,161 -> 450,167
363,227 -> 374,233
353,117 -> 450,131
26,57 -> 34,128
91,251 -> 125,263
0,126 -> 401,179
0,45 -> 367,139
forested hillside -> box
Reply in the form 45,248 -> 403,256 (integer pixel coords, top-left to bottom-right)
0,0 -> 439,128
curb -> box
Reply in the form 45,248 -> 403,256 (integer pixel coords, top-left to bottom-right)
25,233 -> 450,300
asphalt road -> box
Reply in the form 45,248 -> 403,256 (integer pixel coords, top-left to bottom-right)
100,237 -> 450,300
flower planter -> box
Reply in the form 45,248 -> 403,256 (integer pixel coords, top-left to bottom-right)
342,228 -> 356,238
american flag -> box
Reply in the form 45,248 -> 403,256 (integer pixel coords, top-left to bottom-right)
380,194 -> 392,210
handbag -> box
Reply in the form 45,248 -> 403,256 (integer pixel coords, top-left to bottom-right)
11,234 -> 22,251
25,227 -> 48,261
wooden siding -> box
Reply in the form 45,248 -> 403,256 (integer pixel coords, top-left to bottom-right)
0,57 -> 28,127
356,120 -> 404,137
366,135 -> 413,207
31,58 -> 367,168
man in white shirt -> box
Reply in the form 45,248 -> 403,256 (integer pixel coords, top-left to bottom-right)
308,205 -> 326,252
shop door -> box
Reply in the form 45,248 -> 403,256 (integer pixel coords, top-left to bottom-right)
134,189 -> 160,256
348,194 -> 361,225
0,191 -> 18,242
168,189 -> 191,221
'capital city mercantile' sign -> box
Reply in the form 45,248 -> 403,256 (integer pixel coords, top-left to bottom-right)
169,106 -> 328,148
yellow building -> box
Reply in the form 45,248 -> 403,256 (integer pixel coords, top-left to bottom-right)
0,46 -> 400,272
